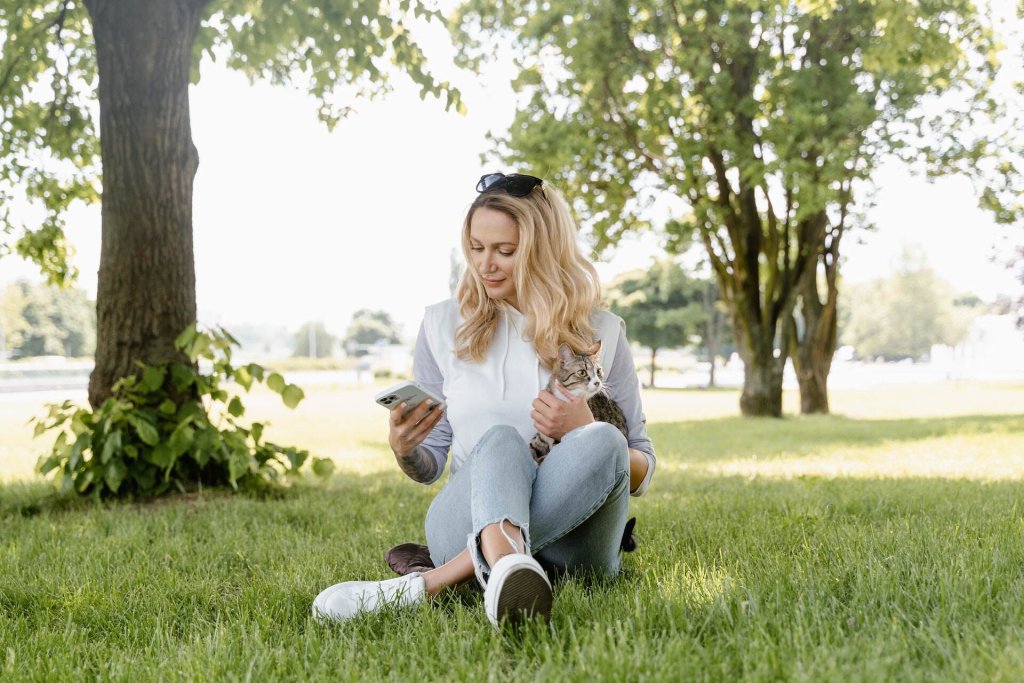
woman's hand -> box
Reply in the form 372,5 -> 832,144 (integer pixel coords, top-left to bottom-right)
388,400 -> 444,458
531,382 -> 594,440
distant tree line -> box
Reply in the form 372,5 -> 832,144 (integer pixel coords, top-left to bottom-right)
0,280 -> 95,359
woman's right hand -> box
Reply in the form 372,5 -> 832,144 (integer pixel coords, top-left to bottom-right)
388,400 -> 445,457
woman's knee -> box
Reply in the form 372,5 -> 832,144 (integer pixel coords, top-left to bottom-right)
473,424 -> 531,462
570,422 -> 629,470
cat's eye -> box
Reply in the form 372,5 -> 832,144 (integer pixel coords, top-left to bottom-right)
576,370 -> 587,377
597,368 -> 604,377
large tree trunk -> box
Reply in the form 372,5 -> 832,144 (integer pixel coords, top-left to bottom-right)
703,282 -> 718,388
649,347 -> 657,388
791,272 -> 837,414
84,0 -> 208,407
740,355 -> 783,416
791,203 -> 845,415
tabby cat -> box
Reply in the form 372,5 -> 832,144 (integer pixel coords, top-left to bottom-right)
529,341 -> 628,463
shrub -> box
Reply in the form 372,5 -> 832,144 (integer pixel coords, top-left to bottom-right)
32,324 -> 334,498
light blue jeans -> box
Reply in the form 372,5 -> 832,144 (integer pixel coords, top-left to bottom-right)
424,422 -> 631,584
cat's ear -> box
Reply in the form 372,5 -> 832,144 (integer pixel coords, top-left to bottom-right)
587,340 -> 602,357
558,343 -> 575,367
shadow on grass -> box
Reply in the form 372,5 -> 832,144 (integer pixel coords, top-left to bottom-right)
648,413 -> 1024,463
5,411 -> 1023,517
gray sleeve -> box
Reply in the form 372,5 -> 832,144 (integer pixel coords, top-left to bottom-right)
412,319 -> 452,483
604,324 -> 656,463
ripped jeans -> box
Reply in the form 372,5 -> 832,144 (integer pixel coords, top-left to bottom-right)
424,422 -> 630,586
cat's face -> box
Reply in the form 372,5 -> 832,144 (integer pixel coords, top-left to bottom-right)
556,342 -> 604,399
469,207 -> 519,309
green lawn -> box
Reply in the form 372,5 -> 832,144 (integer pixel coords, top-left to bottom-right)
2,381 -> 1024,681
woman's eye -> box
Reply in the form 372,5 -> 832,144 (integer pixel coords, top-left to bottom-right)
499,251 -> 514,257
470,247 -> 483,252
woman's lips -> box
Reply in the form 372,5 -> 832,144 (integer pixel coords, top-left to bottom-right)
482,277 -> 504,286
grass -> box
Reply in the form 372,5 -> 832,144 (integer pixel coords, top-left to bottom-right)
1,381 -> 1024,681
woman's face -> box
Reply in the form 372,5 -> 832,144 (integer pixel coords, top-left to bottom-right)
469,206 -> 520,309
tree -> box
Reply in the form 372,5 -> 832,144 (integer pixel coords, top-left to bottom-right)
2,0 -> 463,408
453,0 -> 1012,416
291,321 -> 337,359
605,260 -> 705,388
842,257 -> 975,361
0,280 -> 96,358
343,308 -> 402,347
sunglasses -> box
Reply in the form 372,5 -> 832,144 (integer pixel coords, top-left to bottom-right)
476,172 -> 544,197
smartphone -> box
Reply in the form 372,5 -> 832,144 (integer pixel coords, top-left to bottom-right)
374,381 -> 445,415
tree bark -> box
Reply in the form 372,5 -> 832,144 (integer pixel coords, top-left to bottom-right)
703,282 -> 719,388
790,269 -> 837,414
791,204 -> 845,415
84,0 -> 209,407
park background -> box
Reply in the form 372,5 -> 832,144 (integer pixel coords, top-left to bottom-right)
2,0 -> 1024,680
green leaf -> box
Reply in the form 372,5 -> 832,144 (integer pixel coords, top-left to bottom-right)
228,449 -> 250,483
170,363 -> 196,392
147,443 -> 173,469
127,415 -> 160,446
266,373 -> 286,394
251,422 -> 264,444
159,399 -> 177,415
174,324 -> 199,351
281,384 -> 304,409
100,430 -> 122,464
141,365 -> 167,393
312,457 -> 335,478
246,363 -> 265,382
228,396 -> 244,418
169,424 -> 195,457
104,460 -> 128,493
37,455 -> 61,476
233,366 -> 253,391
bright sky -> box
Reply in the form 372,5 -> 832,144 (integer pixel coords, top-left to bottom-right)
0,1 -> 1020,343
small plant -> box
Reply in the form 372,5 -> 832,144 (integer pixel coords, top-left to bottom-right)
32,324 -> 335,498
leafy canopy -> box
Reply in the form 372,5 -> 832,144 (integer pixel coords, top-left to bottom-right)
0,0 -> 464,284
452,0 -> 1011,285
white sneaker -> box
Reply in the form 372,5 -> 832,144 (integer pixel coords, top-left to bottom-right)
312,573 -> 426,623
483,553 -> 553,629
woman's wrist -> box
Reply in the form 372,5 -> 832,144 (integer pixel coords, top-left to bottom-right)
394,445 -> 439,483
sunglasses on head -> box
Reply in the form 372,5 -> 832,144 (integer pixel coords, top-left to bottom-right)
476,172 -> 544,198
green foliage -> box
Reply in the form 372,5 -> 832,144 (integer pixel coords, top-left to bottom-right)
606,260 -> 709,386
607,260 -> 706,351
0,279 -> 95,358
841,255 -> 978,360
1,0 -> 463,283
0,0 -> 99,286
291,321 -> 338,359
453,0 -> 1017,411
31,324 -> 334,498
343,308 -> 403,348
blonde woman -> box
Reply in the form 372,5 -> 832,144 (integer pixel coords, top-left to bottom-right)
313,173 -> 656,629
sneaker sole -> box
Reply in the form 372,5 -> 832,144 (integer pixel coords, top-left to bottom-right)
495,566 -> 553,625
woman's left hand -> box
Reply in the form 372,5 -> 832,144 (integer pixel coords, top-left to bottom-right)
531,382 -> 594,440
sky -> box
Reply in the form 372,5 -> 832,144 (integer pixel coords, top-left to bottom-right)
0,1 -> 1020,344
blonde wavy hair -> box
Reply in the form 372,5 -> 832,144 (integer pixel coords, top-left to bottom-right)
454,180 -> 603,370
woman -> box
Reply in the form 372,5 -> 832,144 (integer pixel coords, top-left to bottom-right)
313,173 -> 656,629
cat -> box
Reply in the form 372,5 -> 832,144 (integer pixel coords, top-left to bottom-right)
529,341 -> 628,464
